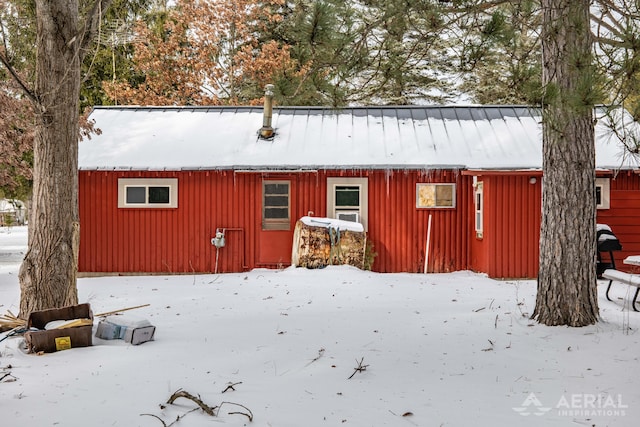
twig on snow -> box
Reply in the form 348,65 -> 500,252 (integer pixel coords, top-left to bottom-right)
305,348 -> 325,367
220,401 -> 254,422
167,389 -> 216,416
222,381 -> 243,393
348,357 -> 369,379
140,413 -> 167,427
142,389 -> 254,424
141,408 -> 199,427
482,339 -> 494,352
1,372 -> 17,382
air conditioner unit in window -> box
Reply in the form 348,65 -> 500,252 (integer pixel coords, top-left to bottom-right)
336,211 -> 360,223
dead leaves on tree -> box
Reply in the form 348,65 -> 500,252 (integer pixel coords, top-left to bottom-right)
104,0 -> 304,106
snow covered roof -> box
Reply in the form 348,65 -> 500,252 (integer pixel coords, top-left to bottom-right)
78,105 -> 640,171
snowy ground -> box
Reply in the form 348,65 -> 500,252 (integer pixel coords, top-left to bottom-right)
1,225 -> 639,427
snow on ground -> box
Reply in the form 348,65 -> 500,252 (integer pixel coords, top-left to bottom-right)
1,226 -> 639,427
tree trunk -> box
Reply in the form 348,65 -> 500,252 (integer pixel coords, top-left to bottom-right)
533,0 -> 599,326
18,1 -> 82,318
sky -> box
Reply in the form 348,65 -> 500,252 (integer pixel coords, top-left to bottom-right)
1,225 -> 639,427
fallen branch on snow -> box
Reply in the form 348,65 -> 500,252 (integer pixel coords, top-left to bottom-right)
95,304 -> 151,318
222,381 -> 242,393
167,389 -> 216,415
305,348 -> 325,367
141,389 -> 253,425
348,357 -> 369,379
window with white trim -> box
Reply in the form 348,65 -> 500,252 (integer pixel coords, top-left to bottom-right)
595,178 -> 610,209
118,178 -> 178,208
416,183 -> 456,208
474,182 -> 483,238
262,180 -> 290,230
327,177 -> 368,230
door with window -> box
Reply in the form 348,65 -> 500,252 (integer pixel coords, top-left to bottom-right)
257,178 -> 296,267
327,177 -> 368,230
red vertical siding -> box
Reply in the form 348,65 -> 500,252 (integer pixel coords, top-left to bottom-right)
597,172 -> 640,272
80,169 -> 640,278
470,174 -> 542,279
364,170 -> 471,273
79,169 -> 474,275
471,172 -> 639,278
79,170 -> 257,274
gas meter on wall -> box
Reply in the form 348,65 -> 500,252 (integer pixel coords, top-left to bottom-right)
212,230 -> 225,248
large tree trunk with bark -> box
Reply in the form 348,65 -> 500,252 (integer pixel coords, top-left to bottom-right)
18,1 -> 82,318
533,0 -> 599,326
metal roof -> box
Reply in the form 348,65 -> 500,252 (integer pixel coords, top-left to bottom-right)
78,105 -> 639,171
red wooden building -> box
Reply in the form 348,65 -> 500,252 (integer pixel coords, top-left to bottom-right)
78,105 -> 640,278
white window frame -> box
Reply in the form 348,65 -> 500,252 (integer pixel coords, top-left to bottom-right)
262,180 -> 291,230
596,178 -> 610,210
118,178 -> 178,208
416,183 -> 456,208
474,181 -> 483,238
327,177 -> 368,231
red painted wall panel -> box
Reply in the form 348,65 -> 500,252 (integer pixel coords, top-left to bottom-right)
469,172 -> 640,278
79,169 -> 474,275
79,168 -> 638,278
596,173 -> 640,272
469,174 -> 542,279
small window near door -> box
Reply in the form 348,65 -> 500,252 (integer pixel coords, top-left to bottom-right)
474,182 -> 483,238
416,183 -> 456,208
263,180 -> 290,230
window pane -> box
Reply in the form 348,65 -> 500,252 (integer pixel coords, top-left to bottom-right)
418,185 -> 436,207
263,180 -> 290,228
265,183 -> 289,195
126,187 -> 146,204
435,185 -> 454,207
335,186 -> 359,206
596,186 -> 602,205
265,195 -> 288,207
148,186 -> 170,204
265,208 -> 288,219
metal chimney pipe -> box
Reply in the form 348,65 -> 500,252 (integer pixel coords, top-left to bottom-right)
259,84 -> 275,139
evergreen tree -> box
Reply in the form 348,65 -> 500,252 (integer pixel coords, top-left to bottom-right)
457,1 -> 543,104
268,0 -> 361,106
533,0 -> 600,326
348,0 -> 455,104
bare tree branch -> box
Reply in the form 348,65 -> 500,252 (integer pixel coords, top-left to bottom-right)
78,0 -> 115,60
166,389 -> 216,416
0,52 -> 37,103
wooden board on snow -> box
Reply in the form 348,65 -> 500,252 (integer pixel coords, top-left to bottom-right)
291,216 -> 366,269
